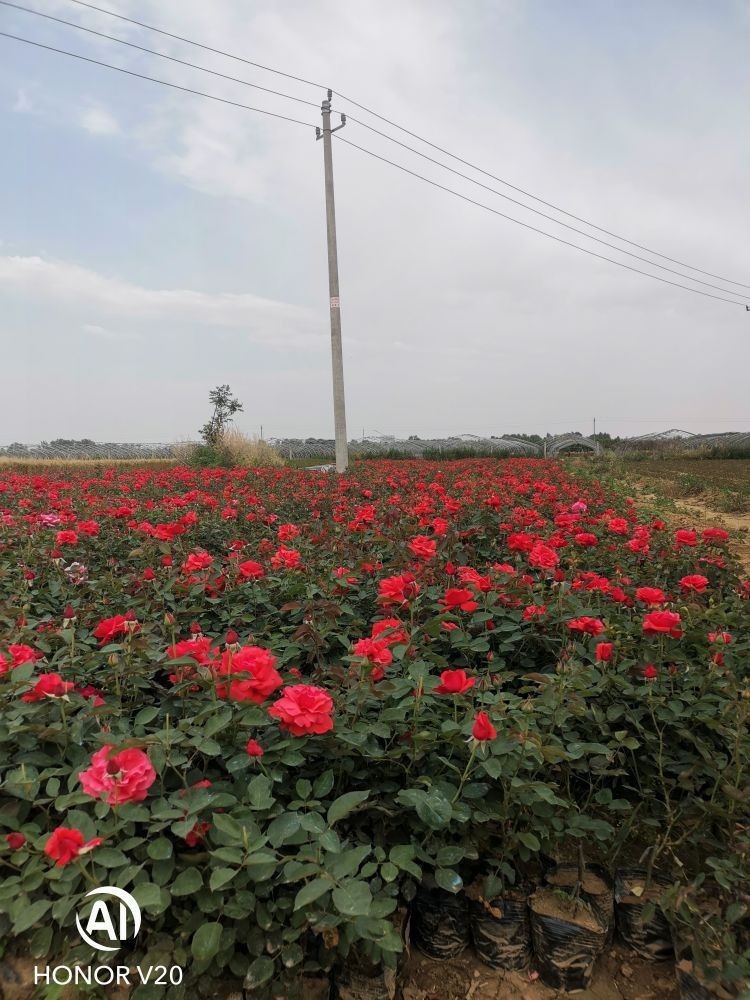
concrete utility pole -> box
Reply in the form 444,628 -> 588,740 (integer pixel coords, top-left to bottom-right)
317,91 -> 348,473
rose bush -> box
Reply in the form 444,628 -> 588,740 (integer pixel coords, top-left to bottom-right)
0,458 -> 748,995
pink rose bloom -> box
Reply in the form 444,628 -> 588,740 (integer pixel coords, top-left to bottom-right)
268,685 -> 334,736
79,746 -> 156,805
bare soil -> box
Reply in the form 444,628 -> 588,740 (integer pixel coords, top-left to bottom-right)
401,946 -> 679,999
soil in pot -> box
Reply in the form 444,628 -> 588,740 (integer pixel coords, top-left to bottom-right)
614,866 -> 673,961
467,882 -> 532,971
546,861 -> 615,941
530,887 -> 607,992
410,882 -> 470,960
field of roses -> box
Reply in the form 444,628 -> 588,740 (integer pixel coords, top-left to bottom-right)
0,458 -> 748,997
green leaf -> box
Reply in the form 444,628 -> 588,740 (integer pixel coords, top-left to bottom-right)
294,878 -> 331,911
172,868 -> 203,896
267,813 -> 301,848
415,789 -> 452,830
380,862 -> 398,883
92,848 -> 128,868
191,921 -> 222,962
332,880 -> 372,917
517,832 -> 541,851
327,790 -> 370,826
435,868 -> 463,893
209,867 -> 237,891
313,769 -> 335,798
14,899 -> 51,934
244,956 -> 275,990
147,837 -> 173,860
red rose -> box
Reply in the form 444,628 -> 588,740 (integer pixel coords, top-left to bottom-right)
408,535 -> 437,560
643,664 -> 658,680
352,638 -> 392,680
6,832 -> 26,850
79,746 -> 156,805
93,614 -> 138,645
434,669 -> 475,695
216,646 -> 282,703
595,642 -> 613,662
55,530 -> 78,545
238,560 -> 265,580
675,529 -> 697,547
269,684 -> 334,736
567,617 -> 605,636
245,739 -> 264,758
679,574 -> 709,593
378,573 -> 419,606
21,673 -> 75,702
703,527 -> 729,543
370,619 -> 409,646
440,588 -> 479,613
471,712 -> 497,741
635,587 -> 667,605
643,610 -> 683,638
527,542 -> 559,570
44,827 -> 103,866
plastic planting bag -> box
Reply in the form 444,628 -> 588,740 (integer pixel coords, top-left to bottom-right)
469,885 -> 532,971
545,862 -> 615,942
530,889 -> 607,991
411,883 -> 470,960
614,867 -> 674,961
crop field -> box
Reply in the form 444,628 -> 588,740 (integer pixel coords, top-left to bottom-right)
0,458 -> 748,998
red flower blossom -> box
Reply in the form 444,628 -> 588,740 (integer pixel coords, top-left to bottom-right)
245,739 -> 264,757
675,529 -> 698,547
370,618 -> 409,646
44,827 -> 103,866
567,617 -> 605,636
703,527 -> 729,543
528,542 -> 559,570
55,530 -> 78,545
271,546 -> 302,570
635,587 -> 667,605
216,646 -> 283,703
643,610 -> 683,638
237,560 -> 265,580
184,821 -> 210,847
93,614 -> 138,645
408,535 -> 437,560
643,664 -> 658,680
79,746 -> 156,805
182,551 -> 213,574
523,604 -> 547,620
352,638 -> 393,680
269,684 -> 334,736
434,669 -> 475,695
595,642 -> 613,662
277,523 -> 300,541
6,832 -> 26,850
472,712 -> 497,741
21,673 -> 75,702
440,588 -> 479,613
378,573 -> 419,606
679,574 -> 709,593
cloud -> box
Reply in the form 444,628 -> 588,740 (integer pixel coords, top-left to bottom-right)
11,88 -> 34,114
0,255 -> 323,348
79,105 -> 121,136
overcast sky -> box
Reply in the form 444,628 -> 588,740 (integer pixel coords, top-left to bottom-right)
2,0 -> 749,443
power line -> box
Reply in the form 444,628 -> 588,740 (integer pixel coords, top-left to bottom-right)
338,114 -> 750,302
333,134 -> 748,307
0,1 -> 320,110
332,97 -> 750,293
0,32 -> 317,129
64,0 -> 327,92
60,0 -> 750,292
11,1 -> 742,299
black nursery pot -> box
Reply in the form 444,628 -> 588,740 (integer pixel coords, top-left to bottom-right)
545,862 -> 615,942
469,885 -> 532,971
333,962 -> 396,1000
529,888 -> 607,992
411,883 -> 470,960
614,867 -> 674,961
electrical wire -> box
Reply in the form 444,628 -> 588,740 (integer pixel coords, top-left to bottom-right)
64,0 -> 327,91
332,96 -> 750,292
0,1 -> 320,109
338,114 -> 750,301
333,134 -> 748,307
0,31 -> 317,129
59,0 -> 750,291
